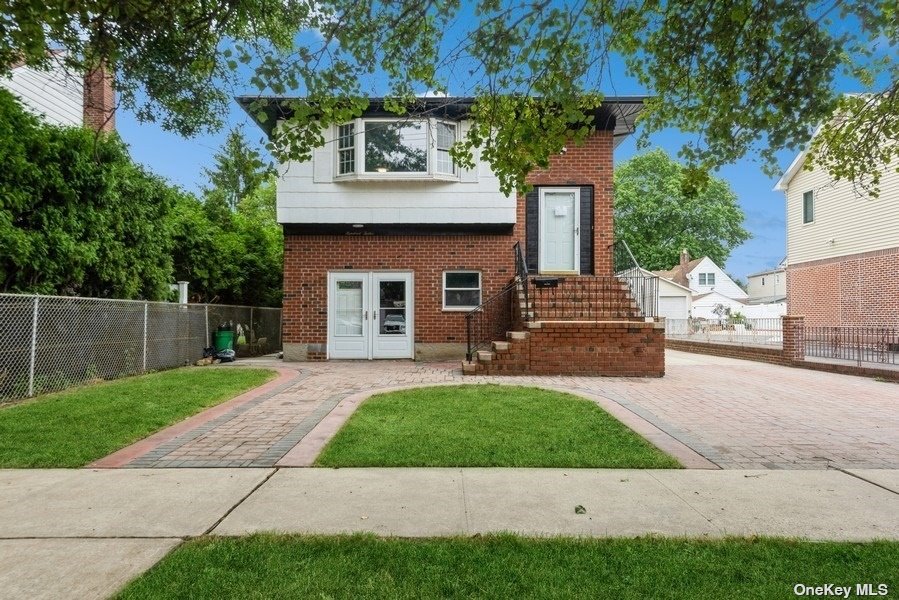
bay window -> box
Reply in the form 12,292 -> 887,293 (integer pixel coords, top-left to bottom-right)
335,118 -> 459,178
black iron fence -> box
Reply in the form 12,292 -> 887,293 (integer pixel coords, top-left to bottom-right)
528,275 -> 658,320
805,325 -> 899,366
465,280 -> 516,361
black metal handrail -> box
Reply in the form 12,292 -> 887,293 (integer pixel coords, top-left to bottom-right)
527,275 -> 659,320
465,280 -> 516,361
513,240 -> 528,319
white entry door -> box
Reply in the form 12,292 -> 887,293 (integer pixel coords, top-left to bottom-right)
539,188 -> 580,273
371,272 -> 413,359
328,272 -> 414,359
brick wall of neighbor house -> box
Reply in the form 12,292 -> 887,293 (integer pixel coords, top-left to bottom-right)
523,130 -> 615,276
83,65 -> 115,132
787,247 -> 899,327
282,129 -> 616,360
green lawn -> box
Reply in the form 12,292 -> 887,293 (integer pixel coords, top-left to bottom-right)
117,534 -> 899,600
0,367 -> 275,467
315,384 -> 679,468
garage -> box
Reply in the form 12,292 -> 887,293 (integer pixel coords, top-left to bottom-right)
659,295 -> 689,320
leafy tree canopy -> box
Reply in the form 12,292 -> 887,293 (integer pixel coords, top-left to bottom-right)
0,89 -> 175,299
202,125 -> 273,216
0,90 -> 282,306
3,1 -> 895,194
614,149 -> 750,271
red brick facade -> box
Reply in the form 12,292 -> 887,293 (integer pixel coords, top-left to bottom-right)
525,133 -> 615,276
83,65 -> 115,132
470,322 -> 665,377
282,130 -> 616,359
787,247 -> 899,327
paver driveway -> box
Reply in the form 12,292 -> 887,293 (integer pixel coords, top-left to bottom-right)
105,350 -> 899,470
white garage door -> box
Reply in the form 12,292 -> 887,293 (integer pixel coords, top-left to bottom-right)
659,296 -> 688,320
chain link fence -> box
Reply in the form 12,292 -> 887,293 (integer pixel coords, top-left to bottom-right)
0,293 -> 282,402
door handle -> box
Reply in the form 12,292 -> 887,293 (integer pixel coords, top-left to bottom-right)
364,310 -> 368,320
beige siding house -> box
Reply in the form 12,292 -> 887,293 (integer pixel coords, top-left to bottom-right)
774,148 -> 899,326
746,260 -> 787,304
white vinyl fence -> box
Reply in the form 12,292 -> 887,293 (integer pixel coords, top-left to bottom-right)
0,293 -> 281,402
665,317 -> 783,347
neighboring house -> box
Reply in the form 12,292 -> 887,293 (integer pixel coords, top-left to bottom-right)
653,251 -> 784,319
774,145 -> 899,327
0,55 -> 115,131
746,258 -> 787,305
239,95 -> 648,362
654,250 -> 749,300
639,267 -> 692,320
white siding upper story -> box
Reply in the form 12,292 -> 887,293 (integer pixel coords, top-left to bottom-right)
0,62 -> 83,127
277,119 -> 515,225
684,257 -> 749,299
746,268 -> 787,300
776,153 -> 899,265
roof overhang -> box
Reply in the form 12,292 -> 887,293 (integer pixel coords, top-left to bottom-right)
773,124 -> 824,192
235,95 -> 646,147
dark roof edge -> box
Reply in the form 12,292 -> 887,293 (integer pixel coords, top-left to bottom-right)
236,95 -> 648,138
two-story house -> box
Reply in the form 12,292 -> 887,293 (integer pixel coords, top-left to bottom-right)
774,148 -> 899,327
1,54 -> 115,132
239,95 -> 661,372
746,259 -> 787,305
653,251 -> 754,319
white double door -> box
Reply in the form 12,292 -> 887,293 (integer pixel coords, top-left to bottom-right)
328,272 -> 414,359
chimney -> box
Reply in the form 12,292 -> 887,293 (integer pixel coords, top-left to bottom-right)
679,248 -> 690,268
83,64 -> 115,132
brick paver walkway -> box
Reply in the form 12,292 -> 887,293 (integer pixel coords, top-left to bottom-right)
121,351 -> 899,469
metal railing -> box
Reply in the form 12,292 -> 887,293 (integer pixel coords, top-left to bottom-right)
513,240 -> 529,314
0,293 -> 282,402
665,317 -> 783,347
805,326 -> 899,366
465,280 -> 516,361
528,275 -> 657,320
610,239 -> 658,317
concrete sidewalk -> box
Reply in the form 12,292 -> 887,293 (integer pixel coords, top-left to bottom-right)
1,467 -> 897,599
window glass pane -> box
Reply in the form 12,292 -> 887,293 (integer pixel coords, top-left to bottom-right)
698,274 -> 706,285
378,280 -> 406,335
365,121 -> 427,172
338,123 -> 354,149
803,191 -> 814,223
436,122 -> 455,148
707,273 -> 715,285
445,272 -> 479,289
445,289 -> 480,307
337,123 -> 356,175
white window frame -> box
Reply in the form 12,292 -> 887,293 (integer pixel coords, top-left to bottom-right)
442,271 -> 482,311
333,118 -> 460,181
337,122 -> 356,176
699,273 -> 716,286
433,119 -> 458,175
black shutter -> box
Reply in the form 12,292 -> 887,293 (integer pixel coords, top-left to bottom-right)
525,190 -> 539,273
580,186 -> 594,275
